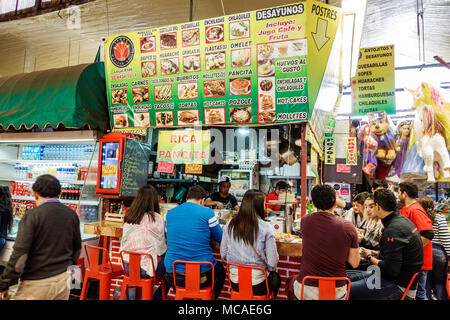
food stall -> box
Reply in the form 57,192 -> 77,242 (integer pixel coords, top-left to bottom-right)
0,62 -> 110,269
90,0 -> 343,299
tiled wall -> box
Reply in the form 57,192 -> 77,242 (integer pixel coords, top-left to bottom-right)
108,237 -> 301,300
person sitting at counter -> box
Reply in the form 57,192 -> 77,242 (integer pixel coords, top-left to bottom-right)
220,189 -> 281,298
286,184 -> 360,300
119,185 -> 168,300
164,185 -> 226,299
341,192 -> 370,230
204,176 -> 239,212
265,181 -> 289,214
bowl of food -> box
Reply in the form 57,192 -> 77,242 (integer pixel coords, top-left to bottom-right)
258,44 -> 274,58
230,78 -> 251,95
230,107 -> 251,123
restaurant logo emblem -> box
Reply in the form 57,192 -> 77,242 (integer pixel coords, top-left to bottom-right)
110,36 -> 135,68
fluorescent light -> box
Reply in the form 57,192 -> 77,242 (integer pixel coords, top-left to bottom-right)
237,128 -> 249,135
341,13 -> 356,88
0,139 -> 96,143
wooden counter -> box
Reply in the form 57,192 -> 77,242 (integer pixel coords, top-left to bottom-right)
84,222 -> 302,257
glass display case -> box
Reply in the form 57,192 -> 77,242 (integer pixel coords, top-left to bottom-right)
0,133 -> 101,242
218,169 -> 257,206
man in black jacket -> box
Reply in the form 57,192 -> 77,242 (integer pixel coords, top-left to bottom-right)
0,175 -> 81,300
347,189 -> 423,300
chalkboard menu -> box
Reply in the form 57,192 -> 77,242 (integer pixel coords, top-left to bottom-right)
120,139 -> 151,196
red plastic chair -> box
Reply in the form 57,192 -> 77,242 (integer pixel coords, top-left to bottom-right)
400,272 -> 419,300
300,276 -> 351,300
119,250 -> 166,300
226,263 -> 273,300
80,244 -> 124,300
172,260 -> 215,300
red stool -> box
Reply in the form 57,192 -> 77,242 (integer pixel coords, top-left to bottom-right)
119,250 -> 166,300
172,260 -> 214,300
400,272 -> 419,300
80,244 -> 124,300
69,256 -> 86,299
226,263 -> 273,300
301,276 -> 351,300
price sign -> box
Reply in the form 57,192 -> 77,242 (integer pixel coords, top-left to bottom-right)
102,165 -> 118,177
157,161 -> 175,173
185,163 -> 203,175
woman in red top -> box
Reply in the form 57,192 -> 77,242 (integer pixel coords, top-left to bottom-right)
265,181 -> 289,213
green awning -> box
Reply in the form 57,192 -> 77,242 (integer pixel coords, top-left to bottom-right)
0,62 -> 109,131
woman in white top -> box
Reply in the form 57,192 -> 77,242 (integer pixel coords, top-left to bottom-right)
418,196 -> 450,300
360,194 -> 384,251
120,185 -> 167,299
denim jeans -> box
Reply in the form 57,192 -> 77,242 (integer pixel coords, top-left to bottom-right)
415,270 -> 430,300
346,270 -> 406,300
425,244 -> 449,300
122,255 -> 168,300
0,237 -> 5,251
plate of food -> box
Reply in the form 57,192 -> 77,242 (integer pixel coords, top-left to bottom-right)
132,87 -> 149,104
160,33 -> 177,49
113,114 -> 128,128
154,84 -> 172,101
258,44 -> 274,58
156,111 -> 173,126
161,58 -> 179,75
205,109 -> 225,124
231,48 -> 251,67
182,29 -> 200,46
133,113 -> 150,127
205,51 -> 226,70
203,79 -> 226,97
229,77 -> 251,95
205,25 -> 224,43
178,83 -> 198,100
259,79 -> 273,92
260,94 -> 275,111
230,107 -> 251,123
111,89 -> 128,105
258,59 -> 274,77
183,55 -> 200,73
230,21 -> 249,39
141,61 -> 156,77
140,37 -> 155,52
258,111 -> 276,123
177,110 -> 199,125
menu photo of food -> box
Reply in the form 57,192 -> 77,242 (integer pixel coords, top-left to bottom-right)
154,84 -> 173,101
259,78 -> 274,93
231,48 -> 251,67
258,43 -> 274,59
205,51 -> 226,71
183,55 -> 201,73
132,87 -> 150,104
160,57 -> 179,76
259,94 -> 275,112
205,24 -> 224,43
229,77 -> 251,96
229,20 -> 250,40
141,61 -> 157,78
113,113 -> 129,128
177,82 -> 198,100
160,32 -> 177,50
177,109 -> 200,126
203,79 -> 226,98
182,28 -> 200,47
229,106 -> 252,124
133,112 -> 150,127
155,111 -> 174,127
111,89 -> 128,105
272,39 -> 307,58
258,58 -> 275,77
204,108 -> 225,125
140,36 -> 155,53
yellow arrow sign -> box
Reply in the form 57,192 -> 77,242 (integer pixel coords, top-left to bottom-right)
311,18 -> 330,51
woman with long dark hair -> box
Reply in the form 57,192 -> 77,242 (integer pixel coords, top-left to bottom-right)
418,196 -> 450,300
0,186 -> 13,252
119,185 -> 167,299
220,189 -> 281,298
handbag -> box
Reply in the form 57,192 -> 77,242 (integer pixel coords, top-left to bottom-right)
250,244 -> 278,283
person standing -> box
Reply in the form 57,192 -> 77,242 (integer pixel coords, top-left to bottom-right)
205,176 -> 239,212
348,189 -> 424,300
286,184 -> 360,300
119,185 -> 168,300
0,186 -> 13,253
220,189 -> 281,298
265,181 -> 289,213
398,181 -> 434,300
417,196 -> 450,300
0,175 -> 81,300
164,185 -> 225,299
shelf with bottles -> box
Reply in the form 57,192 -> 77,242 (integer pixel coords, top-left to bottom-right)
12,161 -> 95,182
20,144 -> 96,161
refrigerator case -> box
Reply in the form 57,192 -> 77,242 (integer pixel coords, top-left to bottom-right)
96,133 -> 150,196
218,169 -> 256,205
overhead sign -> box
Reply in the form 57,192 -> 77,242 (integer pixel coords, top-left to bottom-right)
324,136 -> 335,165
351,45 -> 396,116
104,0 -> 342,129
346,137 -> 357,165
157,130 -> 210,164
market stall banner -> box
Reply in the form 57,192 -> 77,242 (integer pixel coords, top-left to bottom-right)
157,129 -> 211,164
351,45 -> 396,116
104,0 -> 341,130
